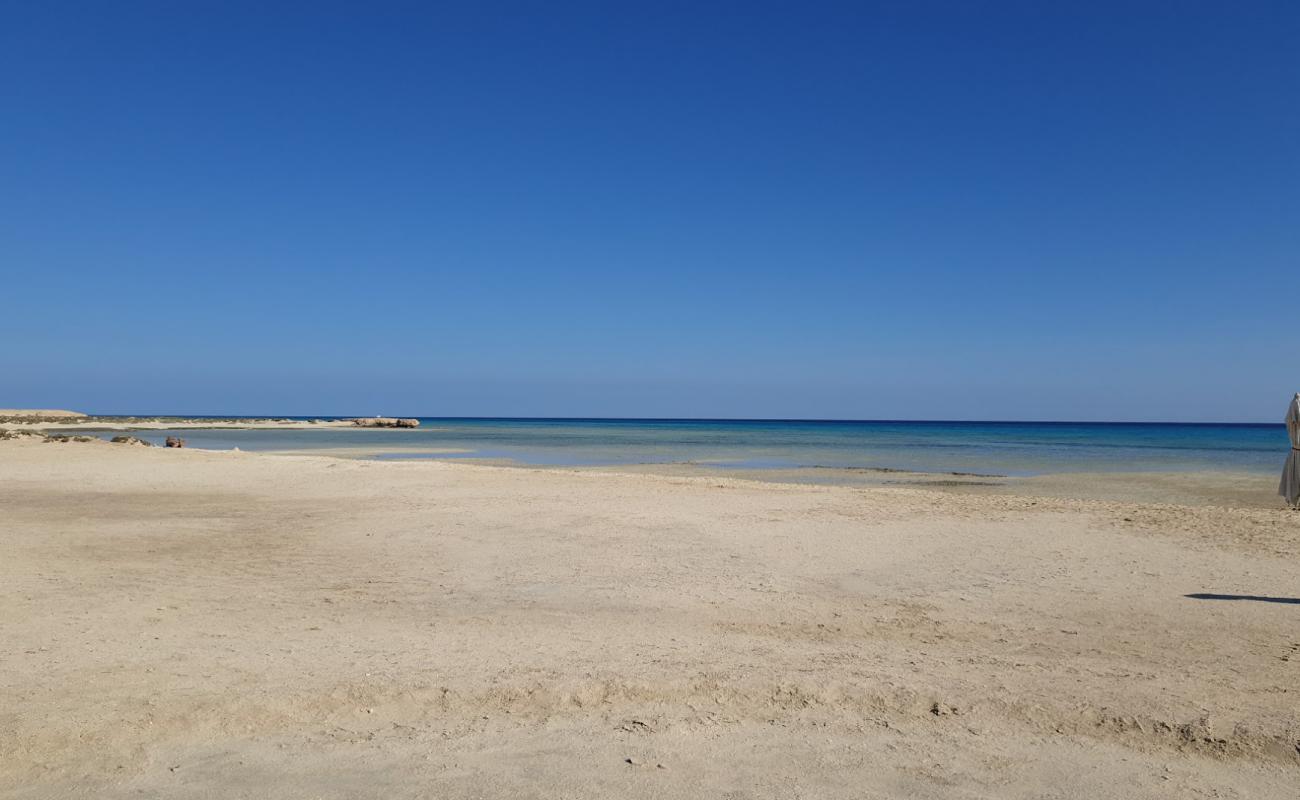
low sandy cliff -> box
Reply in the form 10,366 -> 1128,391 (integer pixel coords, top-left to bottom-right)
0,409 -> 87,422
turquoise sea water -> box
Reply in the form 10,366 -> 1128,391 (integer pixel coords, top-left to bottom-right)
91,419 -> 1287,476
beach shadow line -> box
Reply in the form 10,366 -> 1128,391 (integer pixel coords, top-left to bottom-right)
1185,593 -> 1300,605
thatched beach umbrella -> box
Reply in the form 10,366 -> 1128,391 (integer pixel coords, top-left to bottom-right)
1280,393 -> 1300,508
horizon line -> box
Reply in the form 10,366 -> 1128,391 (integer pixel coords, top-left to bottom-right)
77,413 -> 1281,427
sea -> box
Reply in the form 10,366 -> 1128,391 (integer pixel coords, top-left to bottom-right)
81,418 -> 1288,477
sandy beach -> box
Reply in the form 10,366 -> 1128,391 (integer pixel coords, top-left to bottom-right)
0,413 -> 357,433
8,0 -> 1293,795
1,438 -> 1296,799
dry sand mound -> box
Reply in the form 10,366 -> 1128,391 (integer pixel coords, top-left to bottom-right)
0,409 -> 85,420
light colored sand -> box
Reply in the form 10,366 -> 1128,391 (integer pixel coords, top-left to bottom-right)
0,409 -> 85,419
561,462 -> 1284,509
3,418 -> 356,432
2,439 -> 1297,799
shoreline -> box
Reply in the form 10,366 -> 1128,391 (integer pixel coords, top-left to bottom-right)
0,416 -> 357,431
0,434 -> 1287,511
8,431 -> 1285,509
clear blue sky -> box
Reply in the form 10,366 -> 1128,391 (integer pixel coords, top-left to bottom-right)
2,2 -> 1296,421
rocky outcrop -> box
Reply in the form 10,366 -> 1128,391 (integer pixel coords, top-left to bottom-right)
110,435 -> 153,447
351,417 -> 420,428
164,436 -> 186,448
0,410 -> 88,424
0,429 -> 50,441
45,434 -> 96,443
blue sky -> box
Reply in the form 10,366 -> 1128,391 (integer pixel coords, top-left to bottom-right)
2,1 -> 1296,421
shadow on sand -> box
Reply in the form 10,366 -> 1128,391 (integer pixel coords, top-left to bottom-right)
1185,593 -> 1300,605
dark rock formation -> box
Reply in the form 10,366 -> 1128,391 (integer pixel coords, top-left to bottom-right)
351,417 -> 420,428
110,435 -> 153,446
0,429 -> 49,441
164,436 -> 186,448
45,434 -> 96,443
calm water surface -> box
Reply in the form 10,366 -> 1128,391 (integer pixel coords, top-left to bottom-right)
99,418 -> 1287,476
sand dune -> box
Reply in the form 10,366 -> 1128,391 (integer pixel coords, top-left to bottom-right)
1,439 -> 1296,798
0,408 -> 85,419
0,416 -> 356,432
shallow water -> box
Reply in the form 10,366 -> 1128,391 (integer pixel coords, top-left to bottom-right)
83,418 -> 1287,476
